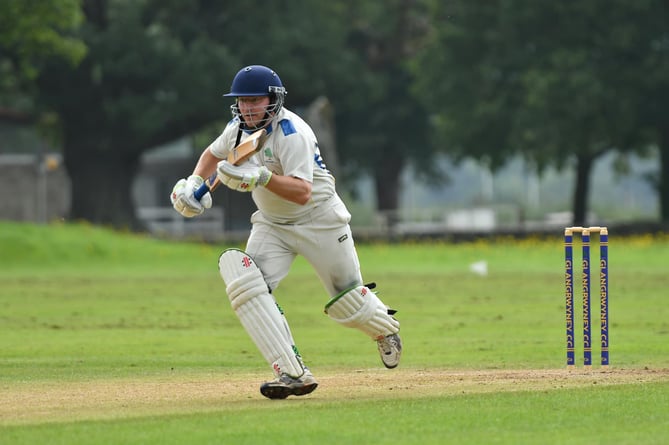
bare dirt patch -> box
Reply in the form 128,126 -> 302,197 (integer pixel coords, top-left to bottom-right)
2,367 -> 668,426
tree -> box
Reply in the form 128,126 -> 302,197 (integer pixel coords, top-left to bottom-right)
632,1 -> 669,220
35,0 -> 243,229
509,1 -> 666,224
0,0 -> 86,121
6,0 -> 512,231
34,0 -> 444,230
414,0 -> 669,225
25,0 -> 366,229
332,0 -> 438,219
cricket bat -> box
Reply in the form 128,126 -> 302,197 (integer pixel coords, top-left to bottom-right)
194,128 -> 267,201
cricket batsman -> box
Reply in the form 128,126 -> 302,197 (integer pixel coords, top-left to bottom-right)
170,65 -> 401,399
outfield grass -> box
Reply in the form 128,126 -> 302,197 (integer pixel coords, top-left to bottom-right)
1,221 -> 668,444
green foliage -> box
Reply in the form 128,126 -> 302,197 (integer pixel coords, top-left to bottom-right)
4,0 -> 443,226
0,0 -> 86,79
413,0 -> 669,222
333,0 -> 440,201
1,222 -> 669,443
416,0 -> 667,166
0,0 -> 86,121
2,0 -> 669,227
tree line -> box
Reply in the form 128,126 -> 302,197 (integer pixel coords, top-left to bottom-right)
1,0 -> 667,229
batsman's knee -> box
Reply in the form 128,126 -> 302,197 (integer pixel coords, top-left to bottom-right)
218,248 -> 305,378
218,248 -> 268,308
324,283 -> 399,340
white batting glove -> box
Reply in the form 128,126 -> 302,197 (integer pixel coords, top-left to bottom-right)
216,161 -> 272,192
170,175 -> 212,217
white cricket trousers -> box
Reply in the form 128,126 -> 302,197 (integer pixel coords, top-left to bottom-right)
245,196 -> 363,297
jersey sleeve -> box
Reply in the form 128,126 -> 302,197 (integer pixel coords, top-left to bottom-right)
273,119 -> 316,182
208,120 -> 239,159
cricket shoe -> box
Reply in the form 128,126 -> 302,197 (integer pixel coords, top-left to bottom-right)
377,333 -> 402,369
260,370 -> 319,399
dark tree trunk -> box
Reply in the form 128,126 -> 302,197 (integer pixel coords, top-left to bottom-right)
572,153 -> 594,227
659,125 -> 669,223
373,156 -> 404,229
64,145 -> 144,230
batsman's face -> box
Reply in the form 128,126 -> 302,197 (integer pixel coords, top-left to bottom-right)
238,96 -> 271,128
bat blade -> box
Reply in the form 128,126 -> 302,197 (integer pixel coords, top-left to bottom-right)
227,128 -> 267,164
193,128 -> 268,201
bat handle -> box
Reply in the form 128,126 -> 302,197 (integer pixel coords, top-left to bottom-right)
194,173 -> 217,201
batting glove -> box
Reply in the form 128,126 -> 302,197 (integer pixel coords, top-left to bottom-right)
170,175 -> 212,217
216,161 -> 272,192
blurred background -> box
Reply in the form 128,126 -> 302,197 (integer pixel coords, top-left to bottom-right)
1,0 -> 667,240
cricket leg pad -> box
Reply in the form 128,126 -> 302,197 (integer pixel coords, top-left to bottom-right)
324,284 -> 400,341
219,248 -> 306,378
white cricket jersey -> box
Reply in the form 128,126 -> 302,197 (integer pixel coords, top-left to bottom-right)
208,108 -> 340,224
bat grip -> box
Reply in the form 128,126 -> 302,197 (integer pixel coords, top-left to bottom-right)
194,173 -> 217,201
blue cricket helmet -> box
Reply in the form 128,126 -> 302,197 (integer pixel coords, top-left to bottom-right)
225,65 -> 287,130
224,65 -> 286,97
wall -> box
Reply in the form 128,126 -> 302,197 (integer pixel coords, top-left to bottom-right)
0,154 -> 70,223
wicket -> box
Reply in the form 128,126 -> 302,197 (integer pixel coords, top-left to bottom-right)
564,226 -> 609,368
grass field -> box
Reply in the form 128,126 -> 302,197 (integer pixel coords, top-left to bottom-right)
1,221 -> 668,444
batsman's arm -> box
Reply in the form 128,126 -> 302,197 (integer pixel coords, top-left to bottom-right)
191,147 -> 222,201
